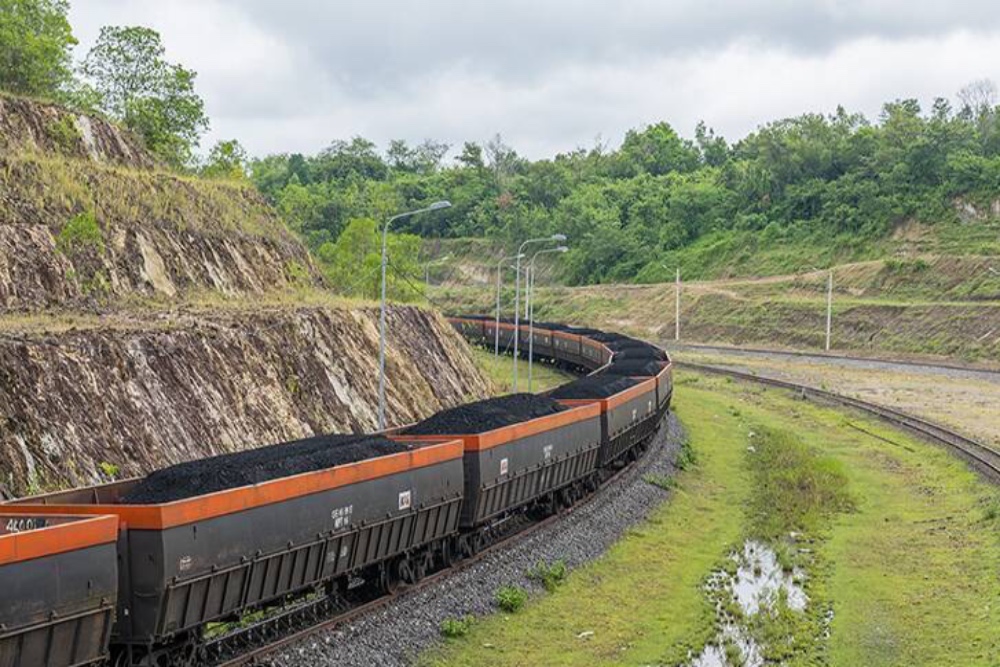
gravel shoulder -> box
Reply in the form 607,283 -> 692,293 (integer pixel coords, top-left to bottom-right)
263,413 -> 685,667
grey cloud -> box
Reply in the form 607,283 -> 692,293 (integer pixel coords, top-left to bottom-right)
234,0 -> 1000,94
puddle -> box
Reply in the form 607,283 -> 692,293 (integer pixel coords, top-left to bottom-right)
688,540 -> 810,667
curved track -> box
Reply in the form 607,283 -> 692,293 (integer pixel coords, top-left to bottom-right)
678,361 -> 1000,481
668,343 -> 1000,378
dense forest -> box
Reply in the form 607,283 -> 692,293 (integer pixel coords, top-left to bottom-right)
4,1 -> 1000,290
251,86 -> 1000,284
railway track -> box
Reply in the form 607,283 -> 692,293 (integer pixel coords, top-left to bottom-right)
678,361 -> 1000,480
667,342 -> 1000,378
211,424 -> 661,667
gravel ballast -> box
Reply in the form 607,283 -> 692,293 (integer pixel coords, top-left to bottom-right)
264,413 -> 685,667
122,434 -> 406,504
402,393 -> 567,435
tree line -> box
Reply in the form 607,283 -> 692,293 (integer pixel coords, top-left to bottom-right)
251,83 -> 1000,284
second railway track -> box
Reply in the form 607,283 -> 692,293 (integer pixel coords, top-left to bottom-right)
678,361 -> 1000,480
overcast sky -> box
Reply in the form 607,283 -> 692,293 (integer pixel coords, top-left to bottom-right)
69,1 -> 1000,160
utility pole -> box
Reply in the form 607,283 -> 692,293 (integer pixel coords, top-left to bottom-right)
675,268 -> 681,341
825,270 -> 833,352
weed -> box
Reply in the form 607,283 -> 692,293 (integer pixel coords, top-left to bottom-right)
98,461 -> 120,480
744,424 -> 854,541
978,495 -> 1000,527
675,439 -> 698,471
57,211 -> 104,255
644,473 -> 677,491
527,560 -> 568,592
495,585 -> 528,613
440,616 -> 474,638
285,260 -> 311,287
47,115 -> 81,152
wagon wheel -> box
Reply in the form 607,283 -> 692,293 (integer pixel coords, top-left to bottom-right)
378,560 -> 401,595
396,555 -> 418,586
439,538 -> 458,569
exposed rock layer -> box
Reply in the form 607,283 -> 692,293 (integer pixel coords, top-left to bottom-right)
0,306 -> 492,496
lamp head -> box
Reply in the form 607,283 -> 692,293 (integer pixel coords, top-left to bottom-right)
551,233 -> 567,242
555,246 -> 569,252
429,200 -> 452,211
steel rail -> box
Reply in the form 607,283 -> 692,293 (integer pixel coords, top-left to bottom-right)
678,360 -> 1000,480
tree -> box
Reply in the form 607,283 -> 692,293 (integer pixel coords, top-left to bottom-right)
317,218 -> 423,301
456,141 -> 485,170
0,0 -> 76,96
81,25 -> 208,167
616,122 -> 699,177
485,133 -> 520,189
201,139 -> 248,180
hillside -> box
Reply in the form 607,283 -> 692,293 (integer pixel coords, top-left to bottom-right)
0,97 -> 492,497
433,253 -> 1000,363
0,94 -> 316,309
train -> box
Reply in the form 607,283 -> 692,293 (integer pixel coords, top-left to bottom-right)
0,318 -> 672,667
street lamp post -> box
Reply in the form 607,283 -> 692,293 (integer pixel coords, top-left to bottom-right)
825,269 -> 833,352
527,246 -> 568,390
513,234 -> 566,391
495,253 -> 525,358
379,201 -> 451,430
675,268 -> 681,341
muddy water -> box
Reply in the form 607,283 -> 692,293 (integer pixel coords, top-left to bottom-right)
689,540 -> 809,667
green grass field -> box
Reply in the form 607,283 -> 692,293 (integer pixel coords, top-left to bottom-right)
422,372 -> 1000,666
469,347 -> 575,394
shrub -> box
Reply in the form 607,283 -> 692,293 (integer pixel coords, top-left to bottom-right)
675,439 -> 698,470
439,616 -> 473,638
495,585 -> 528,613
528,560 -> 568,592
57,211 -> 104,255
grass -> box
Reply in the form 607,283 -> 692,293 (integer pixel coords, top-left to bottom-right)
422,372 -> 1000,666
469,347 -> 575,394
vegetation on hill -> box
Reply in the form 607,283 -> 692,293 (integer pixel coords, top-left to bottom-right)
250,82 -> 1000,285
0,0 -> 223,169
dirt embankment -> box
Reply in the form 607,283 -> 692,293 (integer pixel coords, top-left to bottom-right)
0,306 -> 492,496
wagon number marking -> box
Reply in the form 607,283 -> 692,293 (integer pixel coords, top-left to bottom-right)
398,490 -> 412,511
4,518 -> 44,534
331,505 -> 354,530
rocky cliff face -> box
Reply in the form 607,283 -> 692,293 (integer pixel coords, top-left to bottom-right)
0,97 -> 493,496
0,306 -> 492,496
0,94 -> 319,310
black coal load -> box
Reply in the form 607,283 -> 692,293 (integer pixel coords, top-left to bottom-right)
611,343 -> 668,361
549,375 -> 639,400
122,434 -> 408,504
533,321 -> 570,331
403,393 -> 567,435
587,331 -> 628,343
601,359 -> 666,377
